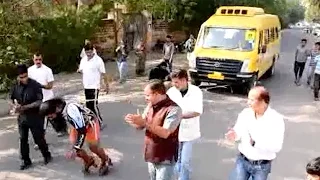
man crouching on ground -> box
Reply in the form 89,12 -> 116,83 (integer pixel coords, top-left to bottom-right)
39,98 -> 112,176
125,80 -> 182,180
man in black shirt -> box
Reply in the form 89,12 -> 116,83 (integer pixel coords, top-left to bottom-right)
9,64 -> 52,170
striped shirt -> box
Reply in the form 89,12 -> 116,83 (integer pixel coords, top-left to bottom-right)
309,50 -> 320,67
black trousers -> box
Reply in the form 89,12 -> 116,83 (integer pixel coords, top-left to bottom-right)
84,89 -> 103,125
294,61 -> 306,79
314,73 -> 320,98
19,121 -> 51,162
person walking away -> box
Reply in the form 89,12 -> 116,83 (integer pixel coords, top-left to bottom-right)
135,40 -> 147,76
312,49 -> 320,101
28,53 -> 68,138
185,34 -> 196,60
78,43 -> 108,129
9,64 -> 52,170
39,98 -> 113,176
115,41 -> 129,83
294,38 -> 310,86
307,42 -> 320,88
125,80 -> 182,180
163,35 -> 175,72
306,157 -> 320,180
225,86 -> 285,180
166,69 -> 203,180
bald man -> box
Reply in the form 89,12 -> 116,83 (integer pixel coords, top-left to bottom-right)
225,86 -> 285,180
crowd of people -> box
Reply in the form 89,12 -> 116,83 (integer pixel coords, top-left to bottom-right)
7,34 -> 320,180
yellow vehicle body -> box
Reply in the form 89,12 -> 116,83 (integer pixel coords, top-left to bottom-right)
188,6 -> 281,92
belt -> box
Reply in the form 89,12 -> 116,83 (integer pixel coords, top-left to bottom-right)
240,153 -> 271,165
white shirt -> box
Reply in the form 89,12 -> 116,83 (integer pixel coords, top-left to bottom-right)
167,84 -> 203,141
233,107 -> 285,161
79,54 -> 105,89
28,64 -> 54,102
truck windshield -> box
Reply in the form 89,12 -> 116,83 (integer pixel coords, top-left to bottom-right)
198,27 -> 256,51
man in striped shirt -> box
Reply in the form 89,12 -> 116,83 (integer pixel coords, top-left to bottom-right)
307,42 -> 320,88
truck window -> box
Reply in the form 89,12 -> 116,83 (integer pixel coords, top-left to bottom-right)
199,27 -> 256,51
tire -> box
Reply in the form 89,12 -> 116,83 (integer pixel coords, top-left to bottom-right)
243,74 -> 258,95
191,79 -> 201,86
265,61 -> 275,78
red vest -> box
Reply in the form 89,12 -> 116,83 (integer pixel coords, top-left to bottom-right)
144,97 -> 180,163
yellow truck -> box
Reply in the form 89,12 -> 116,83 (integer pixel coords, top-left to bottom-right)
188,6 -> 281,93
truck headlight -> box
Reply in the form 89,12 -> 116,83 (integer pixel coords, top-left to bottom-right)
188,52 -> 196,68
240,59 -> 250,73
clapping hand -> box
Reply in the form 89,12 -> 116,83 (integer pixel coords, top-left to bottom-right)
124,113 -> 145,129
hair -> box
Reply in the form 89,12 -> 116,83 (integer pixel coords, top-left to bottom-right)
301,38 -> 307,42
34,52 -> 42,57
17,64 -> 28,75
147,79 -> 166,95
166,35 -> 172,39
39,97 -> 66,116
315,42 -> 320,46
252,86 -> 270,104
306,157 -> 320,176
84,43 -> 94,51
170,69 -> 189,81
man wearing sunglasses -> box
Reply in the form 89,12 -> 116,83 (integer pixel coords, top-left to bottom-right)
9,64 -> 52,170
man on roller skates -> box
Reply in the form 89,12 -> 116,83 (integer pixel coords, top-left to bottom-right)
40,98 -> 112,175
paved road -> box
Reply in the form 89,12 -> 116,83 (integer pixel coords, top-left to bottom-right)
0,29 -> 318,180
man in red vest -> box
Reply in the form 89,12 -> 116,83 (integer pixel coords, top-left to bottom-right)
125,80 -> 182,180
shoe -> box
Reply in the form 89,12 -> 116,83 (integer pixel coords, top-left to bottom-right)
82,157 -> 97,174
98,165 -> 109,176
307,80 -> 310,85
34,144 -> 39,150
44,154 -> 52,165
20,161 -> 32,170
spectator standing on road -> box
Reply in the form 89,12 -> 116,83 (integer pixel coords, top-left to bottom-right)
225,86 -> 285,180
135,40 -> 147,76
294,38 -> 310,86
9,64 -> 52,170
185,34 -> 196,61
312,50 -> 320,101
28,53 -> 68,137
115,41 -> 128,83
78,43 -> 108,129
307,42 -> 320,88
306,157 -> 320,180
163,35 -> 175,72
125,80 -> 182,180
167,69 -> 203,180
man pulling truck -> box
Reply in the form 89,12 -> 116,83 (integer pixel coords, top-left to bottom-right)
40,98 -> 112,176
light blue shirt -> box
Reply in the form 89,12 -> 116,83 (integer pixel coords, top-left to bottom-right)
314,55 -> 320,74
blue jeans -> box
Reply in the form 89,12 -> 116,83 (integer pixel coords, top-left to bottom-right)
229,154 -> 272,180
148,162 -> 175,180
117,60 -> 128,82
175,140 -> 195,180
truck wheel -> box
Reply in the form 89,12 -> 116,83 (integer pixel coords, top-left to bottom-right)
244,74 -> 258,95
191,79 -> 201,86
265,61 -> 275,78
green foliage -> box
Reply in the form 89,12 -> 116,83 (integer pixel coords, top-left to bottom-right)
29,4 -> 104,73
0,1 -> 105,92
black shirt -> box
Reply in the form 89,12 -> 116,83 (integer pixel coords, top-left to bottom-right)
10,78 -> 43,124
